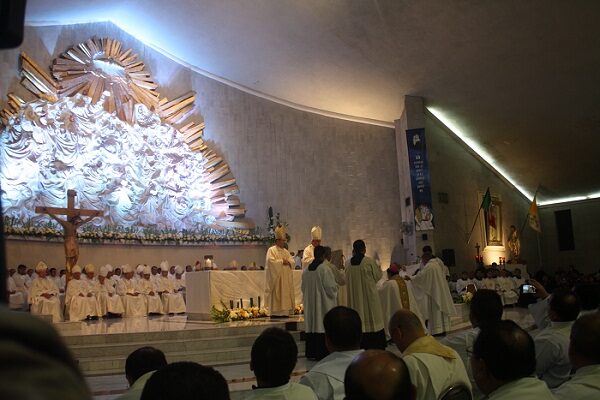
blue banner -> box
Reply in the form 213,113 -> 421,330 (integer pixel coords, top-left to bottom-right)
406,128 -> 434,230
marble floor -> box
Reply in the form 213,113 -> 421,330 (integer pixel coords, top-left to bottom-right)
77,307 -> 535,399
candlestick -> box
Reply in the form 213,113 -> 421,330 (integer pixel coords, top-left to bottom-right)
258,296 -> 261,308
229,300 -> 234,309
240,298 -> 243,308
250,298 -> 254,307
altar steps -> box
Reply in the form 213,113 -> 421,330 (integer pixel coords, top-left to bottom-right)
61,319 -> 305,376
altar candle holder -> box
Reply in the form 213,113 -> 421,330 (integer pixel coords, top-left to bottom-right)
230,300 -> 234,309
258,296 -> 261,309
250,298 -> 254,307
240,298 -> 243,308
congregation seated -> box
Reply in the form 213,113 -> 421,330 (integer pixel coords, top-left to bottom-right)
553,312 -> 600,399
299,306 -> 363,400
117,264 -> 148,317
141,361 -> 229,400
470,320 -> 554,399
534,288 -> 580,388
389,309 -> 471,400
65,265 -> 100,322
344,350 -> 413,400
247,327 -> 317,399
119,346 -> 167,400
29,261 -> 63,322
441,289 -> 503,399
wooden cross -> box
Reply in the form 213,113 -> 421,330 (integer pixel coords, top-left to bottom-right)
35,189 -> 103,282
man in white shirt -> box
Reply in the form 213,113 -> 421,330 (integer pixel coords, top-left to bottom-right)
344,350 -> 413,400
389,309 -> 471,400
553,312 -> 600,400
534,288 -> 579,388
13,264 -> 30,298
300,306 -> 363,400
156,265 -> 186,314
139,266 -> 164,315
302,226 -> 322,270
441,289 -> 503,400
470,320 -> 554,399
265,225 -> 295,317
247,327 -> 317,399
96,266 -> 124,317
404,246 -> 455,335
29,261 -> 63,322
6,266 -> 26,310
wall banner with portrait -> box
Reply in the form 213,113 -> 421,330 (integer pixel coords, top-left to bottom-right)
406,128 -> 434,231
482,195 -> 503,247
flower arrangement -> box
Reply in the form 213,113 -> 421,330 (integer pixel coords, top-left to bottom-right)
4,216 -> 273,245
294,304 -> 304,315
461,291 -> 474,304
210,302 -> 269,323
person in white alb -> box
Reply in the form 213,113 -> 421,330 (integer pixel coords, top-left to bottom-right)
13,264 -> 30,303
117,264 -> 147,317
534,288 -> 579,388
346,239 -> 386,349
404,246 -> 455,335
553,312 -> 600,400
265,225 -> 295,317
302,245 -> 339,360
455,271 -> 475,294
29,261 -> 63,322
389,309 -> 471,400
247,327 -> 317,400
96,265 -> 124,317
139,266 -> 164,315
7,266 -> 26,310
470,320 -> 554,400
496,269 -> 518,306
302,226 -> 322,270
300,306 -> 363,400
65,265 -> 100,321
156,265 -> 186,314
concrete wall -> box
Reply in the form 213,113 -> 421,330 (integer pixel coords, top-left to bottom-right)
1,22 -> 403,267
539,199 -> 600,274
423,113 -> 540,272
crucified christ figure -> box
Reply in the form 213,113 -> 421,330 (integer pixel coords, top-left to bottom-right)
35,189 -> 103,281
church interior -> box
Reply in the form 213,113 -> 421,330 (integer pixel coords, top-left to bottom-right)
1,1 -> 599,400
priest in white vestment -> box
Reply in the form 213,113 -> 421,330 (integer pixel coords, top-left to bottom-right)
302,245 -> 339,360
301,226 -> 322,270
390,309 -> 471,400
470,320 -> 554,400
96,266 -> 124,316
405,246 -> 455,335
156,265 -> 186,314
299,306 -> 363,400
117,264 -> 147,317
378,264 -> 424,338
552,313 -> 600,400
265,225 -> 295,317
13,264 -> 30,303
455,272 -> 475,294
346,239 -> 386,349
139,266 -> 164,314
65,265 -> 100,321
7,272 -> 26,310
29,261 -> 63,322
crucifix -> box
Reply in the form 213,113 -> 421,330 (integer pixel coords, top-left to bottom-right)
35,189 -> 103,281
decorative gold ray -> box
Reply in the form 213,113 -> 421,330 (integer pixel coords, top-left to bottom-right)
0,36 -> 251,228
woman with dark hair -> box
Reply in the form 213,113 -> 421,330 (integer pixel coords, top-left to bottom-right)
346,240 -> 386,349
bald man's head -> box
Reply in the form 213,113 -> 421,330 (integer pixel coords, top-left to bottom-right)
569,312 -> 600,369
388,309 -> 425,352
344,350 -> 413,400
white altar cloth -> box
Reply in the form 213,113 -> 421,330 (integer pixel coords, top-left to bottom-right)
186,270 -> 303,320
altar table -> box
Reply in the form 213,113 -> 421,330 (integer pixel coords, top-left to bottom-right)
186,270 -> 303,320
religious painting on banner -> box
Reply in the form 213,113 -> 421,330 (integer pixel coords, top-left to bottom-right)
483,195 -> 503,247
406,129 -> 434,231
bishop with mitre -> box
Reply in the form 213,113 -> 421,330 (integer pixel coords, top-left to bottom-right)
265,225 -> 295,317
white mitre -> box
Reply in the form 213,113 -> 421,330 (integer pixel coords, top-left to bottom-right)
35,261 -> 48,272
85,263 -> 95,274
99,266 -> 108,277
275,225 -> 287,240
143,266 -> 151,275
160,260 -> 169,271
72,265 -> 82,274
311,226 -> 322,241
122,264 -> 133,274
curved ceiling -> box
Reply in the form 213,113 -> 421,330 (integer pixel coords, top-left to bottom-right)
23,0 -> 600,204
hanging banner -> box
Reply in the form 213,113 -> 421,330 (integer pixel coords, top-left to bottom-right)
406,128 -> 434,230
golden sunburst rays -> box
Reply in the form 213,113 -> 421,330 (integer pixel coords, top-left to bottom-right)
0,36 -> 252,230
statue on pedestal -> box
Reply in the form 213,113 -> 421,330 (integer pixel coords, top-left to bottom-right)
507,225 -> 521,262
